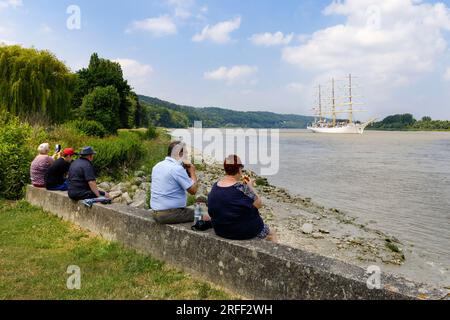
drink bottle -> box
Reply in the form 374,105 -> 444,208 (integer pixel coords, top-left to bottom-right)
194,203 -> 202,224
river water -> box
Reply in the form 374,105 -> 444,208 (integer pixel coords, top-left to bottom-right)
174,129 -> 450,287
265,130 -> 449,281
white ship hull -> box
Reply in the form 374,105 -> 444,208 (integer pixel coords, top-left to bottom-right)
308,120 -> 375,135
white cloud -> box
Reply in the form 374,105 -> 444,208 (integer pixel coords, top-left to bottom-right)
113,58 -> 153,92
444,68 -> 450,81
113,59 -> 153,78
0,0 -> 22,10
250,31 -> 294,46
286,82 -> 306,93
166,0 -> 195,19
193,17 -> 241,44
127,15 -> 177,37
282,0 -> 450,86
204,65 -> 258,85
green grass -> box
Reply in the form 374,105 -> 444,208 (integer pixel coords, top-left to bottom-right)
0,200 -> 236,300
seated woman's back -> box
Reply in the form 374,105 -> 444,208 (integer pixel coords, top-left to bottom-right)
208,182 -> 264,240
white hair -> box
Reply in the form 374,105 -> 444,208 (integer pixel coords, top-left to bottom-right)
37,143 -> 50,155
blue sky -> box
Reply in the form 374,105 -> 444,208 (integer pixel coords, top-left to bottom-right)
1,0 -> 450,119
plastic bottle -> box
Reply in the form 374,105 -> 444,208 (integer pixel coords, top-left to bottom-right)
194,203 -> 203,224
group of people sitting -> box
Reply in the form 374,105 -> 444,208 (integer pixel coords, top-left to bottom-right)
30,141 -> 276,243
30,144 -> 109,202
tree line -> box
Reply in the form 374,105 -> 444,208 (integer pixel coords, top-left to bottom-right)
1,44 -> 317,130
370,114 -> 450,131
138,95 -> 315,129
0,45 -> 149,133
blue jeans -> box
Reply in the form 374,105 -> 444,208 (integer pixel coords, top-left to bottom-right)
47,180 -> 69,191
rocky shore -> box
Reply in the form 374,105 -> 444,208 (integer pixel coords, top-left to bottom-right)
99,161 -> 406,267
98,170 -> 150,209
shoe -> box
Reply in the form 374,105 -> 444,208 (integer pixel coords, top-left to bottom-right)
81,200 -> 93,208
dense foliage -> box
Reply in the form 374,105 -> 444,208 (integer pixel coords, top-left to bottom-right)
0,46 -> 145,129
0,45 -> 75,123
80,86 -> 121,134
0,111 -> 33,199
370,114 -> 450,131
87,131 -> 145,174
66,119 -> 107,138
73,53 -> 135,129
139,95 -> 314,129
410,117 -> 450,131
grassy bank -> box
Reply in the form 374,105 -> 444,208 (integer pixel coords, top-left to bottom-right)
0,200 -> 235,300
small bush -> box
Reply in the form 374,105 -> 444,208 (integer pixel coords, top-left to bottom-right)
66,119 -> 107,138
255,177 -> 269,187
88,131 -> 144,175
146,125 -> 158,140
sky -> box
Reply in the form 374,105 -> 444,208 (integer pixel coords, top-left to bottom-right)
1,0 -> 450,120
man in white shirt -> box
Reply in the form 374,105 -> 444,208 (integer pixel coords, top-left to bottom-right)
150,141 -> 199,224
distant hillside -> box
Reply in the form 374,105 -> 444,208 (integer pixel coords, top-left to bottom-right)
138,95 -> 314,129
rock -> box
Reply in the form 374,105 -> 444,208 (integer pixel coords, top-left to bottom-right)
112,197 -> 122,204
301,223 -> 314,234
109,191 -> 122,200
133,189 -> 147,203
139,182 -> 150,191
121,192 -> 133,205
117,182 -> 131,193
319,229 -> 330,234
312,233 -> 324,239
134,171 -> 146,178
98,182 -> 111,191
131,185 -> 139,192
130,200 -> 146,209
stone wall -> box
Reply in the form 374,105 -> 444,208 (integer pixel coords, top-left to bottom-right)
25,186 -> 442,300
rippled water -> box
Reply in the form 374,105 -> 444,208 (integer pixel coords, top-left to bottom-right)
268,130 -> 450,262
256,130 -> 450,286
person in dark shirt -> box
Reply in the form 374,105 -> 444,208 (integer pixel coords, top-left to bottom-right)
45,148 -> 76,191
68,146 -> 110,201
208,155 -> 277,242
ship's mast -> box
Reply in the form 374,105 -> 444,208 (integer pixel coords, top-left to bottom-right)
332,78 -> 336,126
318,85 -> 323,121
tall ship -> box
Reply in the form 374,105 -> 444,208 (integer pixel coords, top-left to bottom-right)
307,74 -> 376,134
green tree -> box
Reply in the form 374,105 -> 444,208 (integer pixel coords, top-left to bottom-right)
80,86 -> 121,134
0,45 -> 75,124
73,53 -> 132,128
